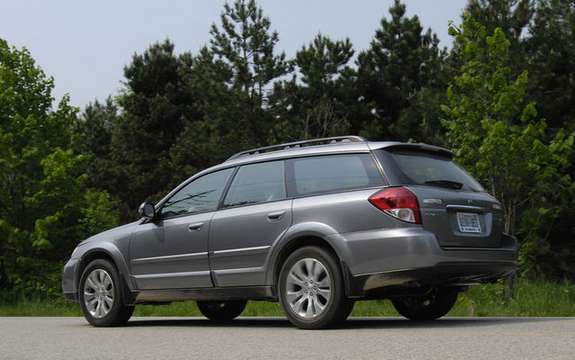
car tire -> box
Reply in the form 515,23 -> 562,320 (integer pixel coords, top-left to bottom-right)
278,246 -> 353,329
79,259 -> 135,327
197,300 -> 247,321
392,287 -> 458,321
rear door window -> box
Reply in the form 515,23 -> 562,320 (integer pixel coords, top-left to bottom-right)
223,160 -> 286,208
288,154 -> 383,196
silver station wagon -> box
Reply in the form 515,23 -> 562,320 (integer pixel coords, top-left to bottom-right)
62,136 -> 517,329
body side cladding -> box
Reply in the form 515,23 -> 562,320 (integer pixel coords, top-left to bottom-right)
135,286 -> 274,303
77,244 -> 138,304
263,222 -> 354,296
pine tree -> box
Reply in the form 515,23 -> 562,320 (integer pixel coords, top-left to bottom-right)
526,0 -> 575,131
209,0 -> 288,146
356,0 -> 447,143
74,98 -> 119,193
270,34 -> 356,140
110,40 -> 195,211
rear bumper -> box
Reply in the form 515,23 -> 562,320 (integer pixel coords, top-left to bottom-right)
330,227 -> 518,297
349,261 -> 516,298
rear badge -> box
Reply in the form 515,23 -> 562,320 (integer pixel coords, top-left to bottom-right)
423,198 -> 443,205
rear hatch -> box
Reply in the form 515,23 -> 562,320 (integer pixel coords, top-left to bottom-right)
375,145 -> 504,248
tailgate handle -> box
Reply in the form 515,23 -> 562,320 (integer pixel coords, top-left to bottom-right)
446,205 -> 485,212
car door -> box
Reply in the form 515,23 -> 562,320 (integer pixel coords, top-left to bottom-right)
210,160 -> 292,287
129,167 -> 235,290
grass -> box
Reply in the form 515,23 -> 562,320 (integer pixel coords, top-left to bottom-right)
1,279 -> 574,317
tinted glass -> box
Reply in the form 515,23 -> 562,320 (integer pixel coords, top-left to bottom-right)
160,168 -> 234,218
223,161 -> 286,207
291,154 -> 383,196
390,151 -> 484,192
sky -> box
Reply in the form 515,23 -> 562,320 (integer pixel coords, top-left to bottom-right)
1,0 -> 468,108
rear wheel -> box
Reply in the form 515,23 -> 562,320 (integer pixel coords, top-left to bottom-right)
79,259 -> 134,327
197,300 -> 247,321
278,246 -> 353,329
392,287 -> 458,321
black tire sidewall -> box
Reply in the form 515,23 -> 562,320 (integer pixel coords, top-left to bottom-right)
78,259 -> 133,327
278,246 -> 349,329
197,300 -> 247,321
392,287 -> 458,321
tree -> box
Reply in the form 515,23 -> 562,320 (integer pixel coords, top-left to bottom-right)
270,34 -> 356,140
0,39 -> 118,296
167,47 -> 240,185
209,0 -> 288,146
356,0 -> 447,143
465,0 -> 533,43
442,16 -> 574,275
110,40 -> 195,211
74,97 -> 120,193
525,0 -> 575,131
524,0 -> 575,276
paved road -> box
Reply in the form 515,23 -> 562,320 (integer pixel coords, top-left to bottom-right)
1,317 -> 574,360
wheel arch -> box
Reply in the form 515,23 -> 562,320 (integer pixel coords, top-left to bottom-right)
76,245 -> 136,303
268,230 -> 355,298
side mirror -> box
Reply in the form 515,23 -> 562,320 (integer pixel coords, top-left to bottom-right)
138,202 -> 156,220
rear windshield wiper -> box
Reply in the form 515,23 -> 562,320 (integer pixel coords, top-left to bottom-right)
423,180 -> 463,190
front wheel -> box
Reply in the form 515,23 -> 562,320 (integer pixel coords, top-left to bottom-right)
197,300 -> 247,321
278,246 -> 353,329
392,287 -> 458,321
79,259 -> 134,327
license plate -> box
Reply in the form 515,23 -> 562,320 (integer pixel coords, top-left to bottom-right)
456,212 -> 482,233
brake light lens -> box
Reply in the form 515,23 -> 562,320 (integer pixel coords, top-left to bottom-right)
368,186 -> 421,224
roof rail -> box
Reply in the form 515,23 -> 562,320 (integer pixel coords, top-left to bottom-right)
226,135 -> 366,161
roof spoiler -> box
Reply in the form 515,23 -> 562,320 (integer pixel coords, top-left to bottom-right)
382,143 -> 454,158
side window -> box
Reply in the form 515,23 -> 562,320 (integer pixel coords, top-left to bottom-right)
159,168 -> 234,219
290,154 -> 383,196
223,161 -> 286,208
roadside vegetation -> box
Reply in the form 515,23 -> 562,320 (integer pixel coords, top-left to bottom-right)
1,0 -> 574,311
1,279 -> 574,317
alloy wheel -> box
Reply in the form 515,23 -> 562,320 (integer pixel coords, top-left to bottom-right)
285,258 -> 332,319
83,269 -> 114,319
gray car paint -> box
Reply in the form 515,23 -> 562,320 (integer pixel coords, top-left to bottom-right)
62,140 -> 518,302
129,211 -> 213,290
210,199 -> 293,287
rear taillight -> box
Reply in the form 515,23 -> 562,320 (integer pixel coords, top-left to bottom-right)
368,186 -> 421,224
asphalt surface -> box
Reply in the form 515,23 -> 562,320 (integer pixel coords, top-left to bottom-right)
1,317 -> 574,360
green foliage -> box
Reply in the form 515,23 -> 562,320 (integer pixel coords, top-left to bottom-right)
464,0 -> 533,45
2,279 -> 575,317
2,0 -> 575,300
356,0 -> 448,143
210,0 -> 288,98
270,34 -> 356,140
525,0 -> 575,131
209,0 -> 288,147
442,15 -> 574,274
0,39 -> 119,296
109,40 -> 195,210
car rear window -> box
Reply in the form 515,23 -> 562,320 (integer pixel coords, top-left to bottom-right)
382,150 -> 484,192
289,154 -> 383,196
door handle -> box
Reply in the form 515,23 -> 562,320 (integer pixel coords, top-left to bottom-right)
188,222 -> 204,231
267,211 -> 286,220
